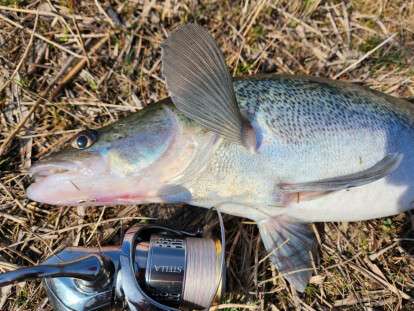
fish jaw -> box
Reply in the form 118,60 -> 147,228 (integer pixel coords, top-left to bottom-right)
26,159 -> 162,206
27,177 -> 159,206
26,155 -> 112,205
26,152 -> 154,205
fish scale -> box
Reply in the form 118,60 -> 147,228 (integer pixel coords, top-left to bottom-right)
231,76 -> 411,181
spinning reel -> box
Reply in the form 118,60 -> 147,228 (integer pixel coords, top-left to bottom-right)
0,221 -> 225,311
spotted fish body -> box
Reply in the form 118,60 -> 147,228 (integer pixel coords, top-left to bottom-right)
27,24 -> 414,292
186,75 -> 414,222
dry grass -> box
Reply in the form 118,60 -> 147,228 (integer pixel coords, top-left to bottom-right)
0,0 -> 414,310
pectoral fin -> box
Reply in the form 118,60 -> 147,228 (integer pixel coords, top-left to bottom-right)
157,185 -> 192,203
161,23 -> 257,151
280,153 -> 402,193
257,216 -> 317,292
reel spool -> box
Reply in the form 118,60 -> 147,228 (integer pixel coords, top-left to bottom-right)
119,224 -> 225,310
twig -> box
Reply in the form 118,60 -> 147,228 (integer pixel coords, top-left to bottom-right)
71,17 -> 90,66
59,35 -> 108,86
94,0 -> 115,28
0,5 -> 91,21
0,12 -> 39,94
334,33 -> 397,79
0,13 -> 83,58
369,241 -> 400,261
276,7 -> 323,37
349,263 -> 411,300
0,37 -> 108,155
241,0 -> 269,38
0,212 -> 26,226
86,206 -> 106,243
209,303 -> 258,310
0,216 -> 154,253
0,56 -> 72,156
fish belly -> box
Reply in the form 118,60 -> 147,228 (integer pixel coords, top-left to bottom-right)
285,179 -> 408,222
284,144 -> 414,222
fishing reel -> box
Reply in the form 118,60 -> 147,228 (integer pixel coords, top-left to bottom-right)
0,223 -> 225,310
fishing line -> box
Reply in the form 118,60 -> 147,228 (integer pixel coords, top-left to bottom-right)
182,208 -> 225,309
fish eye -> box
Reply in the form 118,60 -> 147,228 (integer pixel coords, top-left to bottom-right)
72,130 -> 98,150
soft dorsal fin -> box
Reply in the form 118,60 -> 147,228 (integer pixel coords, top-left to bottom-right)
161,23 -> 257,151
279,154 -> 402,192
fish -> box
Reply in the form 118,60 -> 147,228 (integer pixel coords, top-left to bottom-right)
26,24 -> 414,292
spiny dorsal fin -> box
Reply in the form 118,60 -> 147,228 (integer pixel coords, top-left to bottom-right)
161,23 -> 257,151
280,153 -> 402,192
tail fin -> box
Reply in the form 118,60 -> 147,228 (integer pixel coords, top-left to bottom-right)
257,216 -> 317,292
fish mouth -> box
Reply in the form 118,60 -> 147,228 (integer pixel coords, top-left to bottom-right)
27,159 -> 165,206
27,160 -> 102,205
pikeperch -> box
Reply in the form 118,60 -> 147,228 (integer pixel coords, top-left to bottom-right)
27,24 -> 414,291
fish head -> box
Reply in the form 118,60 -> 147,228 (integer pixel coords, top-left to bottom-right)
27,101 -> 214,206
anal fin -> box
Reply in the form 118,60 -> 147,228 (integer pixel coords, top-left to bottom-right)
257,216 -> 317,292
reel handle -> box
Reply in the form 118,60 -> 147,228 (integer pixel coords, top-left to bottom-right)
0,254 -> 114,289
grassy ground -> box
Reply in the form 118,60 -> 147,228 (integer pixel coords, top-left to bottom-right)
0,0 -> 414,310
